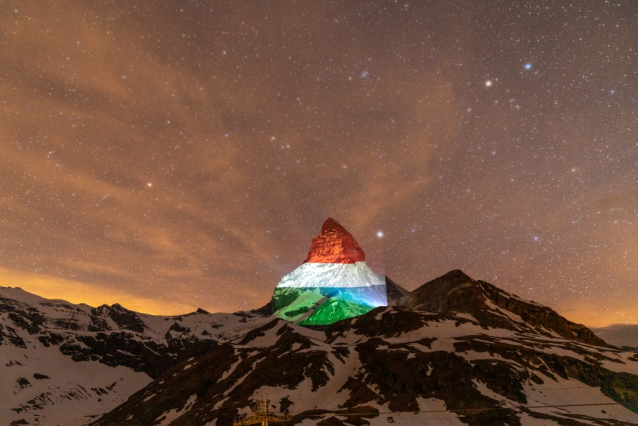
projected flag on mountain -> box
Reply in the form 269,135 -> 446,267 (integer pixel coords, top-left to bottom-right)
271,218 -> 387,325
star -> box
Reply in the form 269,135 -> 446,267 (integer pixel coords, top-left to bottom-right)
3,0 -> 634,326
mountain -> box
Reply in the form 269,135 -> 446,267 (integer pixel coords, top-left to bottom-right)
92,271 -> 638,426
4,267 -> 637,426
0,286 -> 272,426
271,218 -> 387,325
398,270 -> 608,347
303,217 -> 366,264
385,276 -> 408,306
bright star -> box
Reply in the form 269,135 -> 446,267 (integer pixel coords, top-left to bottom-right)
377,231 -> 384,238
485,80 -> 492,87
524,63 -> 532,70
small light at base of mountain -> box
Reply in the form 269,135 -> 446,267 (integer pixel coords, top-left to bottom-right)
377,231 -> 384,238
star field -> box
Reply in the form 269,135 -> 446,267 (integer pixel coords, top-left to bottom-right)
0,1 -> 636,326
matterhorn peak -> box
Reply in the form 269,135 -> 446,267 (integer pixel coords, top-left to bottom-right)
303,217 -> 365,264
271,218 -> 387,325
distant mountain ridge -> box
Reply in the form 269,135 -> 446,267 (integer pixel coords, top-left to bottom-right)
91,271 -> 638,426
3,271 -> 638,426
0,277 -> 404,426
0,286 -> 272,425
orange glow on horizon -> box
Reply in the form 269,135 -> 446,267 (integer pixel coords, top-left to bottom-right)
1,267 -> 634,327
0,268 -> 197,316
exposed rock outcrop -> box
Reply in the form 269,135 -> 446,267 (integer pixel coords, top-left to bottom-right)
303,218 -> 365,264
385,276 -> 409,306
92,311 -> 638,426
0,286 -> 273,426
399,269 -> 610,347
272,218 -> 386,325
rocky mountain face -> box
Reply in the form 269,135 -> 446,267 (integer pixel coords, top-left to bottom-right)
4,269 -> 637,426
385,276 -> 408,306
303,218 -> 366,264
398,270 -> 609,347
272,218 -> 387,325
92,271 -> 638,426
0,286 -> 272,426
0,265 -> 403,426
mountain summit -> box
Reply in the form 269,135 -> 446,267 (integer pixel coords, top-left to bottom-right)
303,217 -> 365,264
272,218 -> 387,325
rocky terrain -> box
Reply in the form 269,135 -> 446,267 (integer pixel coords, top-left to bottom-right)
271,218 -> 388,325
91,271 -> 638,426
0,274 -> 405,426
303,218 -> 366,264
4,270 -> 638,426
398,270 -> 608,347
0,286 -> 272,425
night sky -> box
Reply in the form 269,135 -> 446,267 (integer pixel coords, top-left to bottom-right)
1,1 -> 636,326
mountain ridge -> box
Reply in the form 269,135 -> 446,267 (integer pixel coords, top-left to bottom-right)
3,271 -> 637,426
89,271 -> 638,426
0,285 -> 272,425
91,307 -> 638,426
399,269 -> 608,347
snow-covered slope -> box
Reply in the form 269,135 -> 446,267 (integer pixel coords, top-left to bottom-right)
2,341 -> 151,425
276,262 -> 385,290
399,270 -> 608,347
91,271 -> 638,426
5,270 -> 637,426
0,286 -> 272,426
0,273 -> 405,425
92,311 -> 638,426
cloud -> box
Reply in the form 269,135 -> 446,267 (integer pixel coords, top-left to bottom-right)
0,1 -> 635,326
